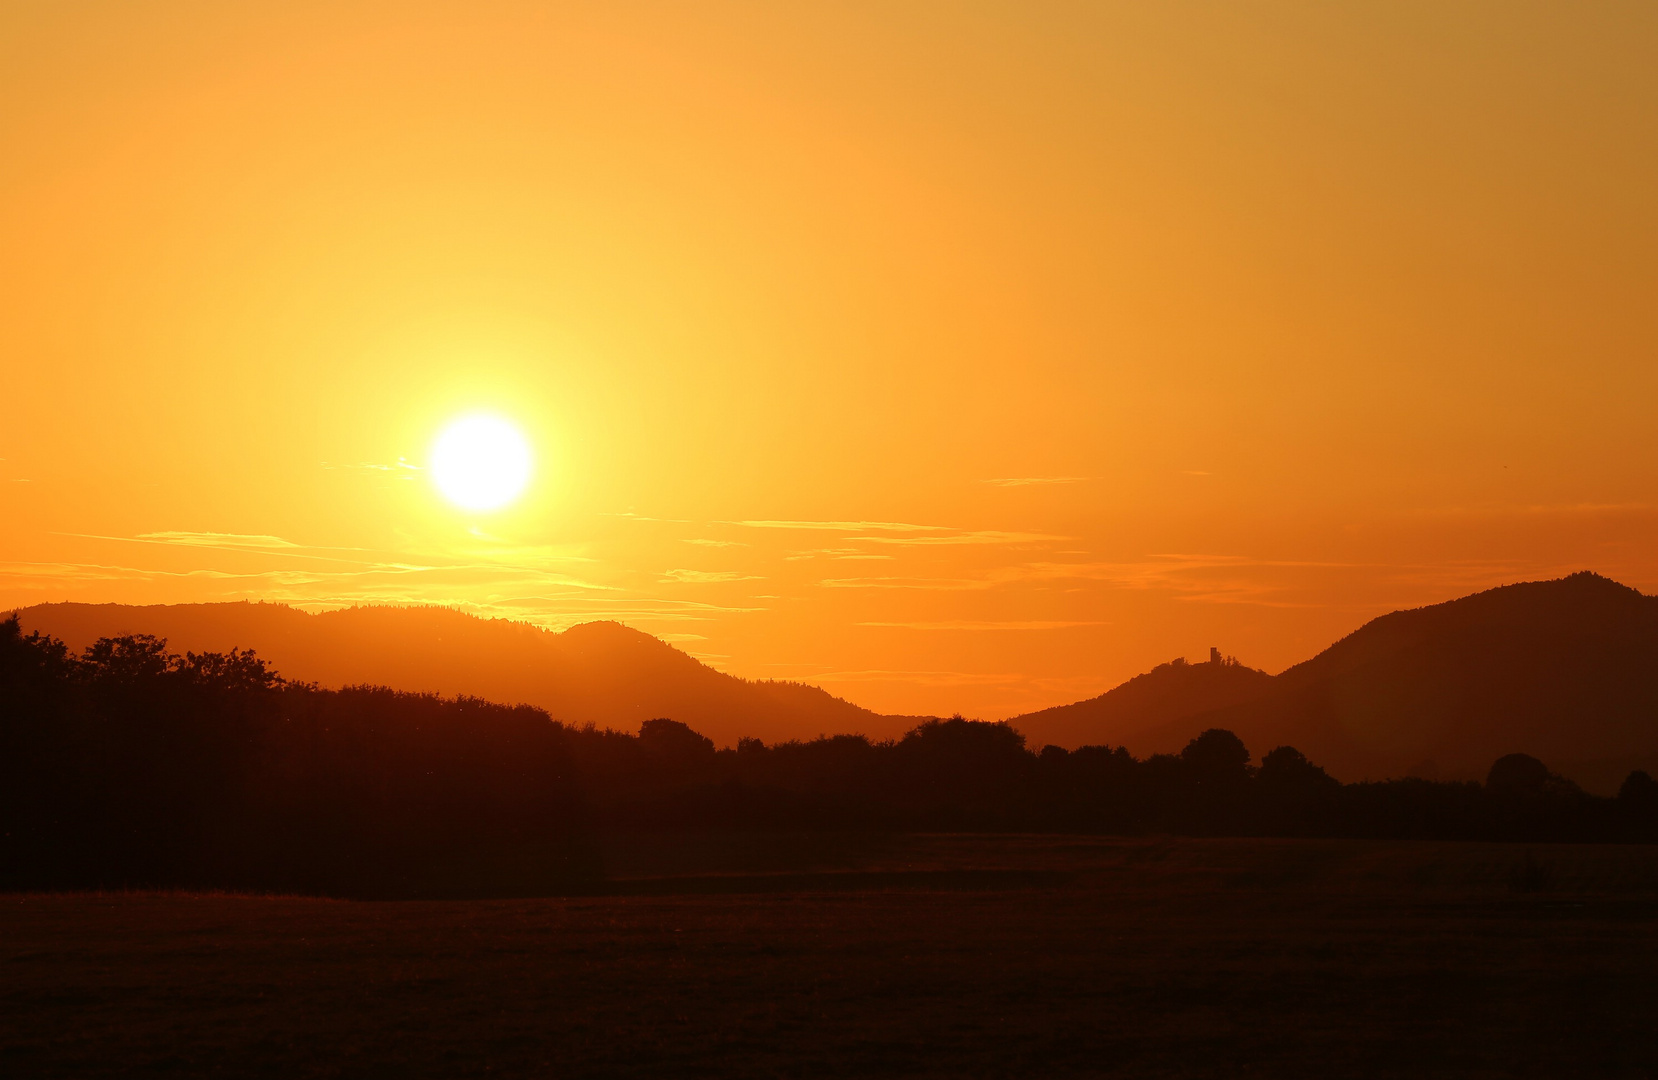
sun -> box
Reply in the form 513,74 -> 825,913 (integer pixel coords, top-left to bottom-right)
430,414 -> 533,512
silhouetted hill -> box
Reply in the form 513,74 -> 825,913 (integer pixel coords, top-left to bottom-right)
1144,573 -> 1658,792
1009,653 -> 1274,752
1006,573 -> 1658,793
18,573 -> 1658,791
12,602 -> 922,748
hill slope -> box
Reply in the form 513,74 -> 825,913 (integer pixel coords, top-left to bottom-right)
1008,654 -> 1275,752
17,572 -> 1658,791
12,602 -> 922,748
1005,573 -> 1658,794
1150,573 -> 1658,792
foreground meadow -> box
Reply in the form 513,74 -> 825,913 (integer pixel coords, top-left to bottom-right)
5,835 -> 1658,1078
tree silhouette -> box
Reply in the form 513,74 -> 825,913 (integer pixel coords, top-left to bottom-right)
81,633 -> 174,683
2,615 -> 1654,897
1181,728 -> 1252,779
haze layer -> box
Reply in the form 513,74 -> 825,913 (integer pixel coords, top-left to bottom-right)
2,2 -> 1655,717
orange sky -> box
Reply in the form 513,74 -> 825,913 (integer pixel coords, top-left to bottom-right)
3,1 -> 1655,718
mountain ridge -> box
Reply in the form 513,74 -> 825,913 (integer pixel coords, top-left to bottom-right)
1140,573 -> 1658,792
15,571 -> 1658,792
12,601 -> 925,748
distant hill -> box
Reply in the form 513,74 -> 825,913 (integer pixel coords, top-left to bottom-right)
18,572 -> 1658,792
1011,573 -> 1658,794
11,602 -> 923,748
1195,572 -> 1658,793
1009,651 -> 1275,753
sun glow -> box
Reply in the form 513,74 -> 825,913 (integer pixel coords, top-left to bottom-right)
430,415 -> 533,512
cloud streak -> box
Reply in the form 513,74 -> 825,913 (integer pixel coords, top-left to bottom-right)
138,531 -> 301,549
857,620 -> 1108,631
60,532 -> 362,562
981,477 -> 1089,487
782,548 -> 897,561
818,575 -> 989,591
732,519 -> 949,533
860,530 -> 1060,546
661,569 -> 764,584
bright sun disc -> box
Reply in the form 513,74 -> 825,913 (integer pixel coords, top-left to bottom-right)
430,415 -> 532,511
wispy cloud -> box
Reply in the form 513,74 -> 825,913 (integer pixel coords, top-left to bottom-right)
860,530 -> 1060,546
814,554 -> 1375,603
682,538 -> 746,547
858,620 -> 1108,631
661,569 -> 764,584
790,667 -> 1031,688
50,534 -> 620,595
0,559 -> 392,587
733,519 -> 948,533
783,548 -> 897,561
446,543 -> 600,570
982,477 -> 1089,487
0,560 -> 162,584
972,555 -> 1356,606
138,531 -> 300,549
818,575 -> 989,591
733,518 -> 1060,549
962,554 -> 1593,609
62,531 -> 347,560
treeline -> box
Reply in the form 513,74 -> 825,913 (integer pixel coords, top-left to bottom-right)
0,620 -> 593,897
3,617 -> 1656,897
583,718 -> 1658,844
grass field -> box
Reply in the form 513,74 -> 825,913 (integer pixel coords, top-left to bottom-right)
5,835 -> 1658,1077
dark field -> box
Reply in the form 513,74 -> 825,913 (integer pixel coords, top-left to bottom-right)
5,836 -> 1658,1078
